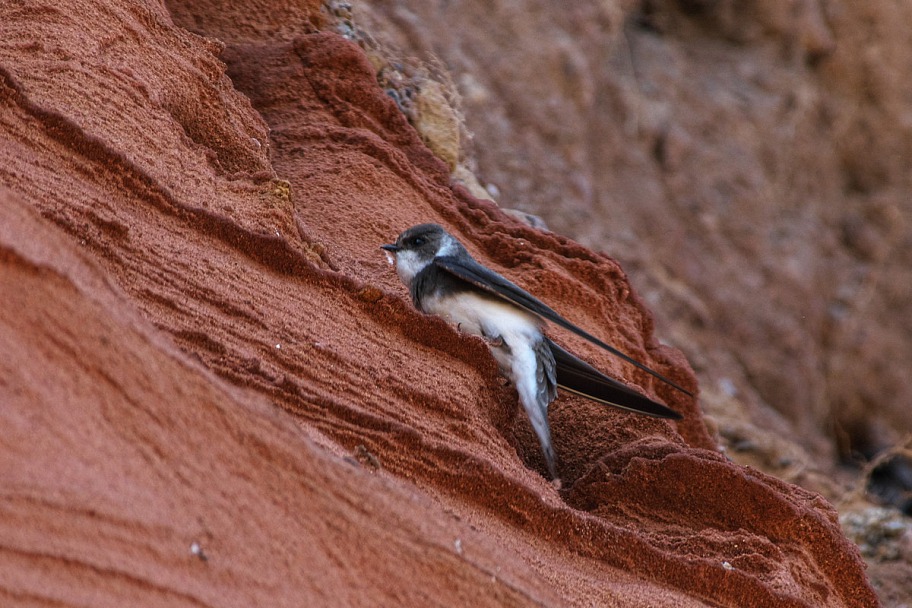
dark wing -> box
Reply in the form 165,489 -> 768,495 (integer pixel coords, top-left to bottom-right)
547,338 -> 682,419
434,255 -> 694,398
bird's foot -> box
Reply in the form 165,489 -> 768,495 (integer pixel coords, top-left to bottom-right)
484,334 -> 505,348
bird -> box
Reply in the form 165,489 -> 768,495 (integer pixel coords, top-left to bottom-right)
381,223 -> 686,480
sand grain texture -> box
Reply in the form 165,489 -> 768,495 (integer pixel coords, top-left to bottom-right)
0,1 -> 878,606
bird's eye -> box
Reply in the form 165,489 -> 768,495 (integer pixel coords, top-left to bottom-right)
411,236 -> 426,247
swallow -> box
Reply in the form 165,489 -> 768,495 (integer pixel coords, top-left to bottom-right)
381,224 -> 687,479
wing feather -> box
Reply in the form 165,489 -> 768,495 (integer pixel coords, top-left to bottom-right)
547,338 -> 682,419
434,256 -> 693,398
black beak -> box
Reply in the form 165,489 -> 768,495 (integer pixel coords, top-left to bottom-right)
380,244 -> 400,252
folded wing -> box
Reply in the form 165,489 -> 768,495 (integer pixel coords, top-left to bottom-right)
547,338 -> 682,419
434,255 -> 693,398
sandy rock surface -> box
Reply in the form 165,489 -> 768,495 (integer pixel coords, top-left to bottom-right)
1,0 -> 902,606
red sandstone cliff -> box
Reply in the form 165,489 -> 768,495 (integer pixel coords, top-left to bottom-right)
0,1 -> 894,606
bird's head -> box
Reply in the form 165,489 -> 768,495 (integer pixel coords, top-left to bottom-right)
381,223 -> 462,286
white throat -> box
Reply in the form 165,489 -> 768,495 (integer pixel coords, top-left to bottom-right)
394,249 -> 430,287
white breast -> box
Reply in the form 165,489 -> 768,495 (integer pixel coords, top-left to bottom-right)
422,291 -> 543,357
